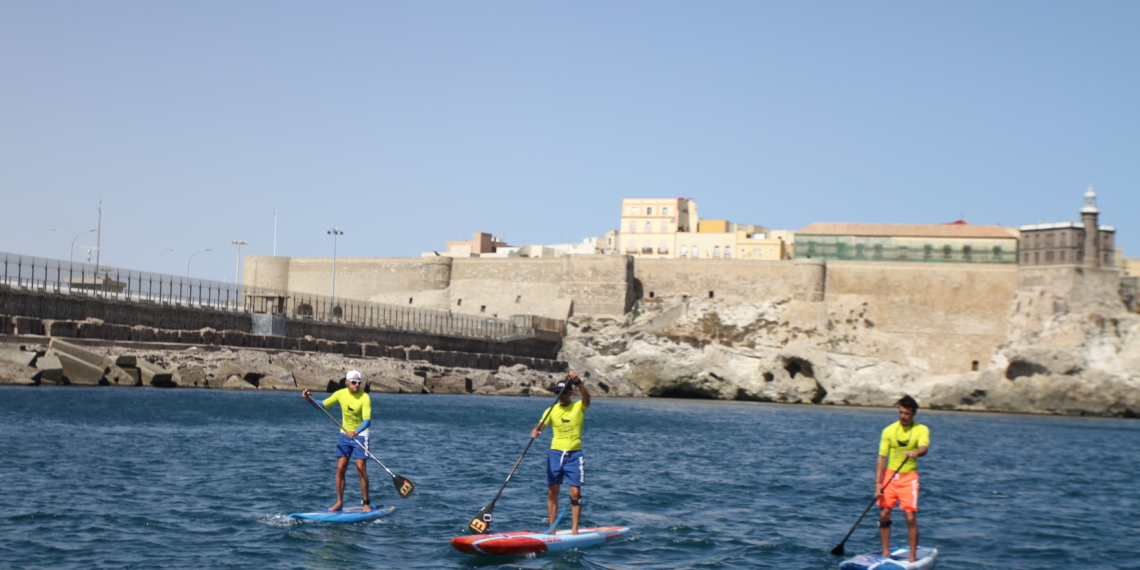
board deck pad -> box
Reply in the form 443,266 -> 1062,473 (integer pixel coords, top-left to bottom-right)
840,546 -> 938,570
289,505 -> 396,522
451,526 -> 629,556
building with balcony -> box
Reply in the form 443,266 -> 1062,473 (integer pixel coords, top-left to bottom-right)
618,198 -> 698,258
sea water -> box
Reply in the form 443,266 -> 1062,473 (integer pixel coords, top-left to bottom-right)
0,386 -> 1137,569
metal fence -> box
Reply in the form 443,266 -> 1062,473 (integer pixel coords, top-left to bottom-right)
0,252 -> 563,341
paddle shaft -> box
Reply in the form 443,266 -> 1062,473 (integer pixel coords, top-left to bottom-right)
487,381 -> 570,506
831,455 -> 911,555
468,379 -> 572,532
309,398 -> 399,480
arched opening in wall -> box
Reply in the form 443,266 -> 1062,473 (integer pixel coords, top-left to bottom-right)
648,291 -> 655,298
408,297 -> 414,304
331,306 -> 343,318
924,244 -> 933,259
297,303 -> 313,318
783,357 -> 814,379
515,295 -> 522,303
708,291 -> 715,299
682,295 -> 689,302
457,299 -> 462,306
963,245 -> 972,261
993,246 -> 1002,260
855,243 -> 865,258
943,245 -> 952,259
480,305 -> 486,313
972,361 -> 979,371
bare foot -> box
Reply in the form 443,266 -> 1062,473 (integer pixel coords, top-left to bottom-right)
361,504 -> 372,513
571,528 -> 580,535
328,503 -> 343,512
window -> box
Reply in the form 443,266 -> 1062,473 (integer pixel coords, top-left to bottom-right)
409,297 -> 414,304
692,246 -> 699,257
646,207 -> 653,215
662,207 -> 669,215
769,248 -> 774,255
297,303 -> 313,317
754,247 -> 761,256
659,240 -> 667,253
1059,250 -> 1065,261
457,299 -> 462,306
873,244 -> 883,258
709,291 -> 715,299
332,306 -> 343,318
943,245 -> 952,259
992,246 -> 1002,260
856,244 -> 865,257
680,246 -> 688,257
661,221 -> 668,232
645,221 -> 652,232
515,295 -> 521,303
899,246 -> 909,259
629,221 -> 636,232
924,245 -> 933,259
713,246 -> 720,258
740,248 -> 746,256
626,240 -> 637,252
963,245 -> 972,260
480,305 -> 486,313
629,206 -> 637,215
723,247 -> 731,259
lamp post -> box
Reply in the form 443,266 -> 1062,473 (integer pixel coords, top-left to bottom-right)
50,228 -> 97,265
167,248 -> 212,279
327,228 -> 343,316
230,240 -> 248,285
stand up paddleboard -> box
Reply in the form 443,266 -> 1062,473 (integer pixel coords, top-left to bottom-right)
451,526 -> 629,556
840,547 -> 938,570
289,505 -> 396,522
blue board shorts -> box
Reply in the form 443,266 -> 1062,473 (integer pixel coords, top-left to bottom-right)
334,431 -> 369,460
546,449 -> 584,487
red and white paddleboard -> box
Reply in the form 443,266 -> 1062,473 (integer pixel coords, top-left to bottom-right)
450,526 -> 629,556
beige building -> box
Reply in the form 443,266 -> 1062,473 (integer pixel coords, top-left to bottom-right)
795,222 -> 1019,263
434,232 -> 509,257
1018,188 -> 1116,268
735,231 -> 788,260
618,198 -> 697,258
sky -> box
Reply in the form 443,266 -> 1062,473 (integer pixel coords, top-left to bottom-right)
1,1 -> 1137,282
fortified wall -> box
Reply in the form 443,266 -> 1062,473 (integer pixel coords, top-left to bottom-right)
246,254 -> 1026,375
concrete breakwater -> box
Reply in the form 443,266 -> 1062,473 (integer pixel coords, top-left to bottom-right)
0,337 -> 645,397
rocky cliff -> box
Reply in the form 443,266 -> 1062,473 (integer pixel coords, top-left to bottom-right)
559,276 -> 1140,417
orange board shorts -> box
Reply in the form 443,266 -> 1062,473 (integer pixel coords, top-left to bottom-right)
877,471 -> 920,512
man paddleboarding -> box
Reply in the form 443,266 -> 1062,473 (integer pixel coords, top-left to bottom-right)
302,369 -> 373,512
875,395 -> 929,562
531,371 -> 590,534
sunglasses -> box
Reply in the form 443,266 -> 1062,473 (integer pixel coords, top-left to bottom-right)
347,380 -> 362,385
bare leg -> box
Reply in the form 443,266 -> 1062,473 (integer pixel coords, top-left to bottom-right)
569,486 -> 582,535
331,456 -> 349,511
546,484 -> 560,533
356,459 -> 371,512
904,511 -> 919,562
878,507 -> 892,557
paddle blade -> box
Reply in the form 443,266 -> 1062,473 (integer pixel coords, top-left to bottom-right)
393,475 -> 415,498
830,542 -> 846,556
468,503 -> 495,534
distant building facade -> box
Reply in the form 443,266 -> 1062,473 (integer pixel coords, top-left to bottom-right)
1018,187 -> 1116,268
618,198 -> 698,258
795,222 -> 1019,263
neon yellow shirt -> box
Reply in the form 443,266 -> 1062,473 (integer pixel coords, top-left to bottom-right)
542,400 -> 587,451
878,421 -> 929,473
323,388 -> 371,433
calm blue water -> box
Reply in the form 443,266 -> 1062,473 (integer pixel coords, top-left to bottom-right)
1,387 -> 1138,570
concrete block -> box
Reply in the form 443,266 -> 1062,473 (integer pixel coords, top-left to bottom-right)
49,339 -> 106,368
477,354 -> 492,370
297,336 -> 316,351
0,347 -> 38,368
220,330 -> 247,347
34,354 -> 64,382
155,329 -> 180,343
46,320 -> 79,338
343,342 -> 363,357
420,349 -> 435,365
200,328 -> 217,345
13,317 -> 44,336
178,330 -> 202,344
362,343 -> 383,357
489,355 -> 501,369
113,355 -> 138,367
55,352 -> 106,385
77,321 -> 103,339
316,339 -> 331,353
130,326 -> 157,342
284,337 -> 301,351
0,315 -> 13,335
407,348 -> 422,362
104,365 -> 139,386
501,355 -> 516,367
137,358 -> 174,387
104,324 -> 131,341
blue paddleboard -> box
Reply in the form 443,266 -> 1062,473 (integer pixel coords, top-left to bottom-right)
289,505 -> 396,522
840,546 -> 938,570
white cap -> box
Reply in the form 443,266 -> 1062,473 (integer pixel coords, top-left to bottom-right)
346,370 -> 363,381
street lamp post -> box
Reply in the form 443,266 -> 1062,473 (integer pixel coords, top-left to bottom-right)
230,240 -> 248,285
327,228 -> 343,316
167,248 -> 212,279
50,228 -> 97,265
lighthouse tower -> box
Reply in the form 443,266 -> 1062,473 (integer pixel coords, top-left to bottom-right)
1080,186 -> 1100,268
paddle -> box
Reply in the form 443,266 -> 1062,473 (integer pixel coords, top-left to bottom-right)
830,455 -> 910,556
307,398 -> 416,499
466,379 -> 572,534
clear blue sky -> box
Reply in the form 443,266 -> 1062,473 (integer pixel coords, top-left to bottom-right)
2,1 -> 1137,281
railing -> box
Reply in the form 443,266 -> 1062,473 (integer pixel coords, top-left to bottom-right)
0,252 -> 562,342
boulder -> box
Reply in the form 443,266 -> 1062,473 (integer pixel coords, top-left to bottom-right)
136,358 -> 174,387
424,373 -> 469,394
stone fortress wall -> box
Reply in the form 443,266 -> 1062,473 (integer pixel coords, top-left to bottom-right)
245,253 -> 1024,375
